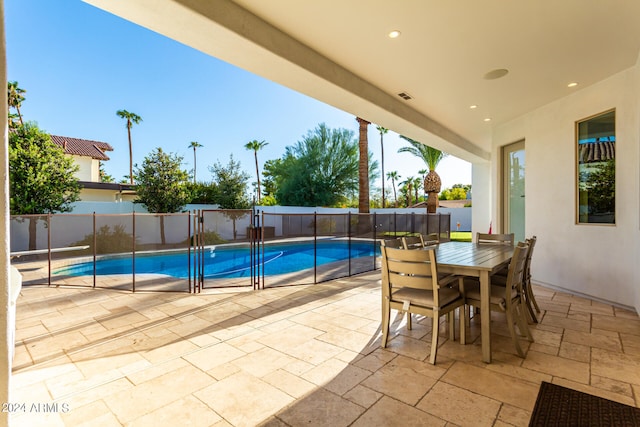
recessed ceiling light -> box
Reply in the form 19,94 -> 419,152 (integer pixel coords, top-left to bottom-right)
469,105 -> 478,109
568,82 -> 578,88
483,118 -> 491,122
388,30 -> 401,39
483,69 -> 509,80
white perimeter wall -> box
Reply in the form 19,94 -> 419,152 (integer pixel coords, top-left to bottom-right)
493,62 -> 640,312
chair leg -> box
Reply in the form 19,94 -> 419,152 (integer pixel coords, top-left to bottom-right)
429,315 -> 439,364
515,301 -> 534,342
527,282 -> 541,314
525,293 -> 538,323
381,300 -> 391,348
463,304 -> 470,331
406,312 -> 412,330
459,307 -> 466,345
448,311 -> 455,341
506,308 -> 525,358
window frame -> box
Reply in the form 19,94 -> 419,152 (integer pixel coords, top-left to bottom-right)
575,108 -> 616,225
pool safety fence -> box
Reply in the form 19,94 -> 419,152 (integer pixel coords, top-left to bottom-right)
10,210 -> 450,292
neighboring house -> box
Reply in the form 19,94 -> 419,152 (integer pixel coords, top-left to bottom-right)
50,135 -> 113,182
50,135 -> 136,202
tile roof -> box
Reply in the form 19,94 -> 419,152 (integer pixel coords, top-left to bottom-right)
578,139 -> 615,163
50,135 -> 113,161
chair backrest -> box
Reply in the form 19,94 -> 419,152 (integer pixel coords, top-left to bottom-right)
523,235 -> 537,284
402,235 -> 424,250
505,241 -> 529,298
381,246 -> 441,305
423,233 -> 439,246
380,238 -> 403,249
476,232 -> 514,245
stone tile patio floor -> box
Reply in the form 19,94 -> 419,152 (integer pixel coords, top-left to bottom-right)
10,271 -> 640,426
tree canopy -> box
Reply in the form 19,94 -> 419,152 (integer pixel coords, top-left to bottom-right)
209,155 -> 251,209
398,135 -> 447,171
134,147 -> 190,213
266,123 -> 378,207
9,123 -> 80,215
7,81 -> 26,129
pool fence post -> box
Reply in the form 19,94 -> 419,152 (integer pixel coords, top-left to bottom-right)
373,212 -> 377,271
197,210 -> 203,293
132,211 -> 136,293
313,212 -> 317,284
258,210 -> 264,289
394,211 -> 397,237
47,213 -> 51,287
348,212 -> 352,277
93,212 -> 96,289
187,211 -> 191,293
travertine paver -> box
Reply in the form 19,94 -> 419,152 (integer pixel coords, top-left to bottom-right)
10,272 -> 640,426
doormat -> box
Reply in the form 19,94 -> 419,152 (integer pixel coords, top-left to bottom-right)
529,381 -> 640,426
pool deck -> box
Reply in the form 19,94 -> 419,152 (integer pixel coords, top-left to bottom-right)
10,271 -> 640,426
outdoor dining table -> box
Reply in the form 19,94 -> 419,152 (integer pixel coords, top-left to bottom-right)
431,241 -> 515,363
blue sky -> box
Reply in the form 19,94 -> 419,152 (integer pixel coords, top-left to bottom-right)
6,0 -> 470,195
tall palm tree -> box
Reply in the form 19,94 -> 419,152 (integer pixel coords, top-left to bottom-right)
7,81 -> 26,128
188,141 -> 203,183
376,125 -> 388,207
398,135 -> 448,213
387,171 -> 400,208
244,139 -> 268,202
356,117 -> 370,213
116,109 -> 143,184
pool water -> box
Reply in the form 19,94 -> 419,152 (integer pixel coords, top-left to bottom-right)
56,240 -> 379,279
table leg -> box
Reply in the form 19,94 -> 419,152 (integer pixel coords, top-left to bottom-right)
480,270 -> 492,363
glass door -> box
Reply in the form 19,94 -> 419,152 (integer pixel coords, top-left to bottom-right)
503,140 -> 525,242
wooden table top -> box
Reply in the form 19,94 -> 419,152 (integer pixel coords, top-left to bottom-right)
431,241 -> 514,273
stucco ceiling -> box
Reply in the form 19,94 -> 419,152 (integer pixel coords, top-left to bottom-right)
84,0 -> 640,162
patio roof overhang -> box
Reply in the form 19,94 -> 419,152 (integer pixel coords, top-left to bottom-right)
82,0 -> 640,163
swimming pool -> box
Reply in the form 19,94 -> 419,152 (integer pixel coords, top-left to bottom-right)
56,240 -> 379,279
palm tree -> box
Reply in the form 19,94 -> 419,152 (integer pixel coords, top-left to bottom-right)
7,81 -> 26,128
356,117 -> 370,213
418,169 -> 428,199
188,141 -> 203,183
244,139 -> 268,202
376,125 -> 389,207
398,135 -> 448,213
400,177 -> 414,207
387,171 -> 400,208
116,109 -> 143,184
413,176 -> 422,203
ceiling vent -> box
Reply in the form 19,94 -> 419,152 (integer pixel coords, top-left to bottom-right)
397,92 -> 413,100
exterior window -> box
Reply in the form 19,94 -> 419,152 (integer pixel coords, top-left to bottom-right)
576,109 -> 615,224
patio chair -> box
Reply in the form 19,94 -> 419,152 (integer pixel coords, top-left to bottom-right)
423,233 -> 440,245
462,241 -> 534,357
402,234 -> 425,249
477,232 -> 514,279
476,232 -> 514,245
380,238 -> 403,249
380,245 -> 465,364
490,236 -> 540,323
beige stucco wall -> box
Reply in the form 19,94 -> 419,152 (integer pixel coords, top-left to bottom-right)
79,188 -> 118,202
493,64 -> 640,311
72,155 -> 99,181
